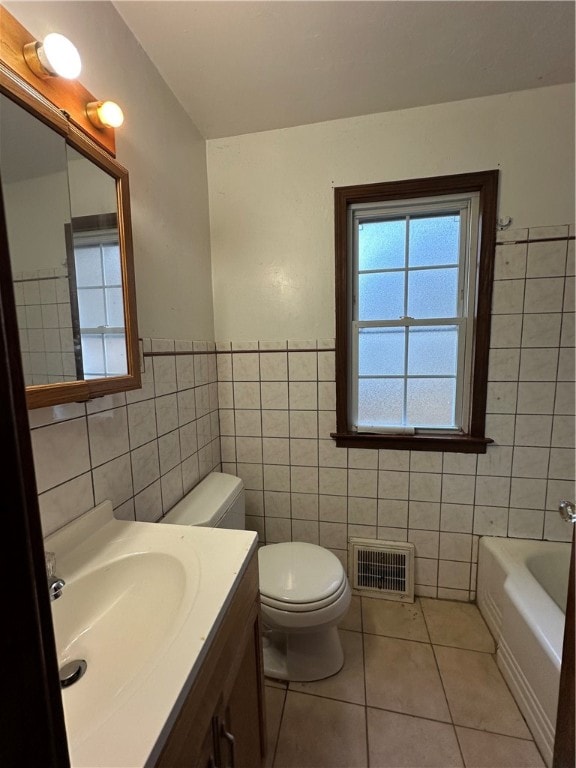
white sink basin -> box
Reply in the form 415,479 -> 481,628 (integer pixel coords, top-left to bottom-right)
53,551 -> 192,738
44,500 -> 257,767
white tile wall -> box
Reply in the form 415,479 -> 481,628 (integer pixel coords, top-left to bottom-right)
219,226 -> 575,601
30,226 -> 574,599
32,339 -> 221,537
14,269 -> 77,385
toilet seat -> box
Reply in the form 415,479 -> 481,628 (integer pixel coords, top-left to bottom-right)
258,542 -> 346,608
260,577 -> 348,613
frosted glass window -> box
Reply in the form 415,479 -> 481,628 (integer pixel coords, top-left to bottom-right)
78,289 -> 105,328
74,227 -> 126,381
75,247 -> 103,287
358,378 -> 404,427
343,179 -> 491,440
358,272 -> 404,320
409,215 -> 460,267
408,326 -> 458,376
407,267 -> 458,318
359,327 -> 405,376
358,219 -> 405,271
105,287 -> 125,328
81,335 -> 104,376
103,245 -> 121,284
104,334 -> 127,374
406,378 -> 456,427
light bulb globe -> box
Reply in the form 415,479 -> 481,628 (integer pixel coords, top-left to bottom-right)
39,33 -> 81,79
98,101 -> 124,128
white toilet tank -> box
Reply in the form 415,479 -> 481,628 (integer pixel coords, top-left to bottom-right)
162,472 -> 245,530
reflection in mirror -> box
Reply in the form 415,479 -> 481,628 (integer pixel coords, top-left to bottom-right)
0,92 -> 79,385
0,93 -> 130,388
0,44 -> 139,408
67,147 -> 127,378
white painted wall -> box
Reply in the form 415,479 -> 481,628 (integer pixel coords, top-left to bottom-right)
67,151 -> 118,219
207,84 -> 575,341
6,0 -> 214,340
4,171 -> 69,273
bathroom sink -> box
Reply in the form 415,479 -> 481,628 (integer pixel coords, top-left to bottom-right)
52,551 -> 191,737
44,500 -> 257,767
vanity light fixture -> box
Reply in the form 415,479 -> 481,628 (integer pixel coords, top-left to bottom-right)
86,100 -> 124,129
23,33 -> 82,80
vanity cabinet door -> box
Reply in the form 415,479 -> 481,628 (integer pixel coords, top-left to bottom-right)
219,618 -> 265,767
154,553 -> 265,768
198,717 -> 220,768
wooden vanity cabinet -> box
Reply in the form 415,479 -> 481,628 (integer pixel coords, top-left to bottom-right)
155,551 -> 266,768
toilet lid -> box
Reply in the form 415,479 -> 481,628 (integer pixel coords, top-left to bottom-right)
258,542 -> 345,604
260,576 -> 349,613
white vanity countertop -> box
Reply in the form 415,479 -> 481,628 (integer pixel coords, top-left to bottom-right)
45,502 -> 258,768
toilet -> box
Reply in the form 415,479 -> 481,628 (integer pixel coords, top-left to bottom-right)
162,471 -> 351,682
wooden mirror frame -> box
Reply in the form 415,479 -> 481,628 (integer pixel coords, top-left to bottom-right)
0,9 -> 140,409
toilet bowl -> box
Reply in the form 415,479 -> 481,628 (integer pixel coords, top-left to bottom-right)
161,471 -> 351,682
258,541 -> 351,681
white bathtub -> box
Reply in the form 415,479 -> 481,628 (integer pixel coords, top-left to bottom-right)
477,537 -> 571,767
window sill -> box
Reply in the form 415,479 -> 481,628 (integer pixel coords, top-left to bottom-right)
330,432 -> 493,453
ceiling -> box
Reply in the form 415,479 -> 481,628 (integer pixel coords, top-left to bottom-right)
115,1 -> 575,139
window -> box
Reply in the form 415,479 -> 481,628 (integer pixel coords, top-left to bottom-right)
333,171 -> 499,453
68,215 -> 127,379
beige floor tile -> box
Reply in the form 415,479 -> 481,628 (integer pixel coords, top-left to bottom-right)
265,686 -> 286,768
421,598 -> 495,652
289,629 -> 365,704
456,727 -> 545,767
368,708 -> 464,767
274,691 -> 367,768
340,594 -> 362,631
266,677 -> 288,690
362,596 -> 429,642
434,646 -> 531,739
364,634 -> 450,722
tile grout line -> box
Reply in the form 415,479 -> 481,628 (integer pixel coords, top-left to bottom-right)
360,597 -> 370,768
419,600 -> 467,766
504,258 -> 526,538
269,684 -> 288,768
356,629 -> 499,652
280,683 -> 539,744
266,599 -> 545,768
424,605 -> 544,755
544,245 -> 569,534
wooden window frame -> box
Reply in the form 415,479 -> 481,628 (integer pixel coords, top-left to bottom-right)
332,170 -> 499,454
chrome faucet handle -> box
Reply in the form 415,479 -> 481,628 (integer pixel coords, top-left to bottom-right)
558,500 -> 576,523
48,578 -> 66,601
45,550 -> 65,600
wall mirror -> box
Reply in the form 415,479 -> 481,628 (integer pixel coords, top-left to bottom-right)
0,57 -> 140,409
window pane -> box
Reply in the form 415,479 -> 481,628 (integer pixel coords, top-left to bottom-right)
407,267 -> 458,318
103,244 -> 121,285
358,272 -> 405,320
358,219 -> 405,271
358,378 -> 404,427
408,326 -> 458,376
105,287 -> 125,328
408,214 -> 460,267
75,246 -> 102,287
78,288 -> 106,328
81,334 -> 104,376
104,334 -> 127,375
406,378 -> 456,427
359,327 -> 405,376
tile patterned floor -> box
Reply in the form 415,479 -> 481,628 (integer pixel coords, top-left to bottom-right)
264,596 -> 545,768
